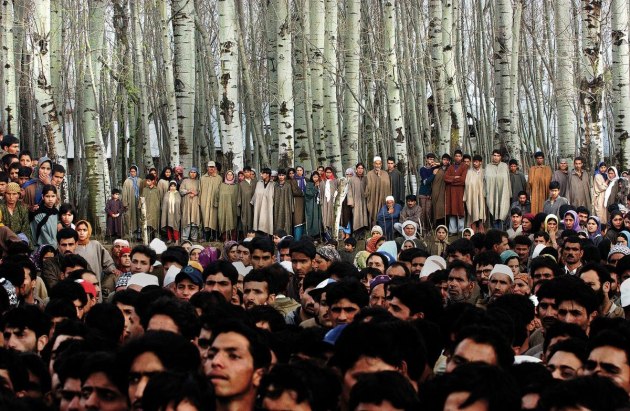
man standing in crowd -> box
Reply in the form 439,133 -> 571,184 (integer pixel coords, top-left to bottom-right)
568,156 -> 592,210
509,159 -> 527,204
200,161 -> 222,241
418,153 -> 436,232
552,158 -> 570,198
251,168 -> 275,236
365,156 -> 391,227
444,150 -> 468,235
432,154 -> 450,227
485,149 -> 511,230
387,157 -> 405,206
346,162 -> 369,237
528,151 -> 553,214
237,166 -> 256,236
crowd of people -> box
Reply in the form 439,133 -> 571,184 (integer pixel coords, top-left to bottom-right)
2,134 -> 630,409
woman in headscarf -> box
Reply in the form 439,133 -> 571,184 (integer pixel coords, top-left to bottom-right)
365,226 -> 383,253
606,210 -> 625,243
617,231 -> 630,246
543,214 -> 559,247
376,196 -> 402,241
340,168 -> 355,240
522,213 -> 535,237
587,216 -> 603,246
22,157 -> 53,214
395,220 -> 423,249
161,181 -> 181,244
320,167 -> 338,235
74,220 -> 117,299
313,245 -> 341,272
462,227 -> 474,240
157,167 -> 174,199
215,170 -> 238,240
222,240 -> 239,263
563,210 -> 581,232
604,167 -> 620,222
305,171 -> 323,238
180,167 -> 201,242
429,225 -> 450,258
122,165 -> 143,240
593,162 -> 608,222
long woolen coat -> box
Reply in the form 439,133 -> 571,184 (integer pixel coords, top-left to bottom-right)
180,178 -> 202,228
346,175 -> 369,232
215,182 -> 238,233
485,162 -> 511,221
365,169 -> 391,226
444,163 -> 468,216
200,174 -> 222,231
237,179 -> 256,232
251,180 -> 275,235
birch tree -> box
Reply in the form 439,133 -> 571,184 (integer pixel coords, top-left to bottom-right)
158,0 -> 179,167
83,0 -> 109,233
429,0 -> 449,153
383,0 -> 407,181
323,0 -> 341,170
218,0 -> 244,171
309,0 -> 326,164
342,0 -> 360,169
442,0 -> 464,150
1,0 -> 17,134
172,0 -> 196,168
611,0 -> 630,168
555,0 -> 577,161
293,0 -> 314,171
276,0 -> 294,168
494,0 -> 517,156
580,0 -> 604,166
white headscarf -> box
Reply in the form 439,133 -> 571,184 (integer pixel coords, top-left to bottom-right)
605,166 -> 619,206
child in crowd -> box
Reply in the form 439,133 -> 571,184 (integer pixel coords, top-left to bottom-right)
57,202 -> 76,231
106,188 -> 124,240
31,184 -> 59,247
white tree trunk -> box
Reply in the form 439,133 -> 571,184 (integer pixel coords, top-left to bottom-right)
509,1 -> 522,162
342,0 -> 360,169
384,0 -> 407,183
494,0 -> 516,153
218,0 -> 244,171
555,0 -> 577,161
159,0 -> 179,167
276,0 -> 294,168
1,0 -> 17,134
172,0 -> 196,168
429,0 -> 449,154
267,0 -> 279,167
611,0 -> 630,168
294,0 -> 314,171
84,0 -> 109,233
32,0 -> 68,200
324,0 -> 340,171
310,0 -> 326,165
442,0 -> 464,149
580,0 -> 604,167
132,0 -> 152,170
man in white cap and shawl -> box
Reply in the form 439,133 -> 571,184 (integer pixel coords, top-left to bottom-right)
365,156 -> 392,227
477,264 -> 513,308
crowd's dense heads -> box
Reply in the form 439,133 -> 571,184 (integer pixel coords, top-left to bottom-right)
2,137 -> 630,410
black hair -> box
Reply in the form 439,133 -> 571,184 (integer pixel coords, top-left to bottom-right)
243,269 -> 274,294
452,325 -> 515,370
80,352 -> 127,396
488,294 -> 535,347
549,181 -> 560,190
513,235 -> 532,247
327,260 -> 359,279
247,305 -> 286,333
484,229 -> 508,250
542,321 -> 588,355
203,260 -> 238,286
530,256 -> 563,280
3,255 -> 37,281
250,237 -> 275,255
388,281 -> 443,322
141,371 -> 214,411
548,338 -> 588,364
325,279 -> 369,308
40,184 -> 56,197
56,228 -> 78,243
446,239 -> 475,260
0,262 -> 24,289
0,348 -> 28,393
447,260 -> 475,281
17,166 -> 31,178
84,303 -> 125,345
60,254 -> 89,272
302,270 -> 329,291
510,207 -> 523,216
52,164 -> 65,175
0,135 -> 18,149
43,298 -> 78,321
399,248 -> 429,263
265,263 -> 291,294
349,371 -> 419,411
131,245 -> 157,265
110,289 -> 140,307
539,375 -> 629,411
141,297 -> 200,340
119,330 -> 200,374
161,246 -> 189,268
588,329 -> 630,368
555,275 -> 599,315
473,250 -> 502,268
473,154 -> 483,162
48,280 -> 87,306
366,252 -> 389,270
258,360 -> 341,411
1,306 -> 50,338
57,203 -> 75,218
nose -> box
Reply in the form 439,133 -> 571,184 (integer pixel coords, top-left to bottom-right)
84,391 -> 98,408
68,395 -> 81,411
134,376 -> 149,404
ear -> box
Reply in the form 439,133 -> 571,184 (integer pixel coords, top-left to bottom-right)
398,360 -> 410,379
267,294 -> 276,305
526,319 -> 537,333
252,367 -> 266,389
37,335 -> 48,353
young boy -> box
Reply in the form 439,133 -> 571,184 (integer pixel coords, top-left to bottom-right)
18,151 -> 32,168
395,194 -> 423,236
542,181 -> 569,216
340,237 -> 357,264
106,189 -> 124,240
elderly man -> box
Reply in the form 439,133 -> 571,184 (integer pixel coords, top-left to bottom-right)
365,156 -> 392,227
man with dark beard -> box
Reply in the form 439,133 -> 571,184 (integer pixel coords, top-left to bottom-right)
286,271 -> 328,326
579,263 -> 625,319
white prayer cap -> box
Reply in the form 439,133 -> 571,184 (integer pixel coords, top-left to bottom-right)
531,244 -> 546,259
373,156 -> 382,162
386,196 -> 395,202
280,260 -> 294,274
113,239 -> 130,248
127,273 -> 159,290
149,238 -> 167,255
621,278 -> 630,308
426,255 -> 447,269
420,260 -> 442,278
489,264 -> 514,283
163,265 -> 181,288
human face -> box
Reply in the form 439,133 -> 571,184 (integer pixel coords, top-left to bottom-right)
19,155 -> 31,167
557,300 -> 594,332
342,356 -> 397,403
238,245 -> 251,266
587,219 -> 599,233
204,273 -> 234,302
3,191 -> 18,206
189,248 -> 201,262
443,392 -> 489,411
549,188 -> 559,199
129,168 -> 137,177
115,302 -> 142,342
454,153 -> 463,164
119,253 -> 131,270
251,249 -> 273,270
313,254 -> 332,272
612,214 -> 624,229
562,242 -> 583,266
316,293 -> 333,328
514,244 -> 529,264
509,163 -> 517,173
387,297 -> 416,321
52,172 -> 65,187
59,377 -> 81,411
61,211 -> 74,227
436,228 -> 447,241
373,160 -> 382,171
369,284 -> 388,308
386,265 -> 407,278
206,332 -> 262,399
513,278 -> 531,296
386,160 -> 395,171
536,298 -> 558,328
291,252 -> 313,279
226,245 -> 238,262
511,214 -> 522,229
546,219 -> 557,231
580,270 -> 604,294
58,237 -> 77,255
488,273 -> 512,300
3,327 -> 38,353
547,350 -> 582,380
584,346 -> 630,393
261,171 -> 270,182
564,214 -> 575,229
410,257 -> 426,276
446,338 -> 498,373
618,236 -> 628,246
522,218 -> 532,232
403,224 -> 415,237
80,372 -> 129,411
366,256 -> 385,274
130,253 -> 152,274
76,224 -> 89,242
536,156 -> 544,165
402,241 -> 415,251
329,298 -> 361,326
243,281 -> 271,309
356,165 -> 365,177
532,267 -> 555,286
128,351 -> 165,410
473,160 -> 482,170
175,279 -> 200,301
8,167 -> 17,182
493,236 -> 509,254
147,314 -> 179,335
296,167 -> 304,177
475,265 -> 493,288
43,190 -> 56,208
448,268 -> 473,303
507,259 -> 520,276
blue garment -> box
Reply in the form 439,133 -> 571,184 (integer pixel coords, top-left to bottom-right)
376,203 -> 402,240
418,166 -> 436,196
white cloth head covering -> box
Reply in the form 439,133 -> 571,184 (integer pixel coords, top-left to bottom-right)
426,255 -> 447,269
621,278 -> 630,308
128,273 -> 159,289
163,265 -> 181,288
386,195 -> 395,203
531,244 -> 546,259
420,260 -> 443,278
373,156 -> 382,162
150,238 -> 167,255
489,264 -> 514,283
